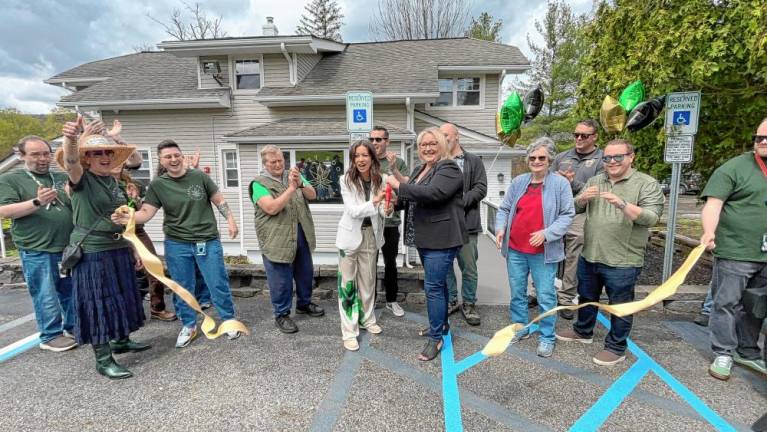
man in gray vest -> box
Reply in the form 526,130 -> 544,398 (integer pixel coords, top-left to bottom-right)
250,145 -> 324,334
442,123 -> 487,325
0,136 -> 76,352
550,119 -> 604,320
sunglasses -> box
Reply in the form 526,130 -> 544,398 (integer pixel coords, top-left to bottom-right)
573,132 -> 595,140
753,135 -> 767,144
602,153 -> 632,163
528,155 -> 548,162
86,149 -> 115,157
368,137 -> 387,143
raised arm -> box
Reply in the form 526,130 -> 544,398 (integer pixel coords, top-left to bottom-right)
61,117 -> 84,185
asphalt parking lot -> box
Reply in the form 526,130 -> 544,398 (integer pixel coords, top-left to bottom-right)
0,287 -> 764,432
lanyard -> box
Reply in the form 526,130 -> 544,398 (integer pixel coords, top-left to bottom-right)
24,170 -> 64,211
755,152 -> 767,178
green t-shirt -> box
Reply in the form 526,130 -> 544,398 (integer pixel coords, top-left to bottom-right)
0,170 -> 73,252
250,175 -> 310,202
701,152 -> 767,262
70,170 -> 131,253
144,169 -> 220,243
379,156 -> 408,227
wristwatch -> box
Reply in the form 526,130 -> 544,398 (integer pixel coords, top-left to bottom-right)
32,198 -> 41,207
616,199 -> 627,210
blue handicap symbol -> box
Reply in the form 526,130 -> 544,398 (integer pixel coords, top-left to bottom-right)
353,109 -> 367,123
673,111 -> 691,126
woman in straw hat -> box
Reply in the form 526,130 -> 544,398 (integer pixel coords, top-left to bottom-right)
58,116 -> 149,379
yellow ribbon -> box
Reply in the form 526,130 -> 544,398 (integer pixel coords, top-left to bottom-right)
118,205 -> 250,339
482,244 -> 706,356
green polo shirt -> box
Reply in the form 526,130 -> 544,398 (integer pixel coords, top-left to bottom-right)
576,170 -> 665,267
379,156 -> 408,227
0,170 -> 73,252
701,152 -> 767,263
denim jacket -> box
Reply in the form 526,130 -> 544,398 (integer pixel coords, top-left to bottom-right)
495,172 -> 575,263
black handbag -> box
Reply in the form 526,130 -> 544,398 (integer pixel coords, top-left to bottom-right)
60,214 -> 110,274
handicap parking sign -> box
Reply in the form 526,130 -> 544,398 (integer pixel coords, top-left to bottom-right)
673,111 -> 691,126
353,109 -> 367,123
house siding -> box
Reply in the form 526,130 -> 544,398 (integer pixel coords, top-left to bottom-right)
420,73 -> 500,137
296,54 -> 322,82
262,53 -> 291,87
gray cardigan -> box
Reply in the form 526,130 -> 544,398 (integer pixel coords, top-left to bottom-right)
495,172 -> 575,263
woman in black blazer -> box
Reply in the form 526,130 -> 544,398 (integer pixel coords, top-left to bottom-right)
386,127 -> 467,361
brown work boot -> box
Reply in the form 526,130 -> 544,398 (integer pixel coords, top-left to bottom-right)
39,335 -> 77,352
555,328 -> 593,344
593,350 -> 626,366
150,309 -> 177,321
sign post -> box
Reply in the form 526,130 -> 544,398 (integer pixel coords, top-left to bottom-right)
662,91 -> 701,281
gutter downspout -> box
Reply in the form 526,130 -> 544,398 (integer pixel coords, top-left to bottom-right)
404,96 -> 415,269
281,43 -> 296,85
498,69 -> 507,110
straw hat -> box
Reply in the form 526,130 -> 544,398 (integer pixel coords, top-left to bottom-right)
55,134 -> 136,171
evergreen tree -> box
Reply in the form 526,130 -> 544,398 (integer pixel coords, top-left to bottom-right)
296,0 -> 344,42
467,12 -> 503,42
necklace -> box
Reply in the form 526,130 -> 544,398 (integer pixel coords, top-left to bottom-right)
24,170 -> 64,211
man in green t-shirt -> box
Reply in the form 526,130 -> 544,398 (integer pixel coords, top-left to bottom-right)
370,126 -> 409,317
114,140 -> 241,349
0,136 -> 76,352
700,118 -> 767,380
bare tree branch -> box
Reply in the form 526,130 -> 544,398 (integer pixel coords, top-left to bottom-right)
146,1 -> 227,41
370,0 -> 471,41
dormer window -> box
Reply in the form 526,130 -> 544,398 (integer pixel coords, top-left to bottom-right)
234,59 -> 261,90
432,77 -> 482,107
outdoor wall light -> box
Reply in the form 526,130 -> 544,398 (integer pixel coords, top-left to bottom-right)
202,61 -> 221,74
497,173 -> 505,182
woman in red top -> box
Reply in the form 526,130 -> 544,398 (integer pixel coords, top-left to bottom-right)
495,137 -> 574,358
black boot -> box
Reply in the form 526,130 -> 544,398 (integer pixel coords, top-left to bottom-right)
109,337 -> 151,354
93,344 -> 133,379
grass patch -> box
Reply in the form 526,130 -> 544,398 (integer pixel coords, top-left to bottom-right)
224,255 -> 250,265
656,217 -> 702,239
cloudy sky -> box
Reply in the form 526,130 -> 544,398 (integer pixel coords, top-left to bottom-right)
0,0 -> 592,114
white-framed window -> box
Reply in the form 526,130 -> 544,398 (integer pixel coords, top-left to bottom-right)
222,149 -> 239,188
233,59 -> 261,90
259,147 -> 348,205
431,77 -> 482,108
128,149 -> 152,187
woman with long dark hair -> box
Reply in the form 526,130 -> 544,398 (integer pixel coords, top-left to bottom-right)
335,140 -> 392,351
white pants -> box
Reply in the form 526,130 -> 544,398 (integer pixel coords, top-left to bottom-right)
338,227 -> 378,341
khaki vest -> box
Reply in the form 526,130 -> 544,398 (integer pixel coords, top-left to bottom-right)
251,175 -> 316,263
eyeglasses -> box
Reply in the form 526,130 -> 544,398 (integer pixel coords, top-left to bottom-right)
528,155 -> 548,162
369,137 -> 387,143
85,150 -> 115,158
753,135 -> 767,144
419,141 -> 438,149
573,132 -> 595,140
601,153 -> 632,163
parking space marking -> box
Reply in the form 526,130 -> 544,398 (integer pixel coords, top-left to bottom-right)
0,333 -> 40,363
0,313 -> 35,334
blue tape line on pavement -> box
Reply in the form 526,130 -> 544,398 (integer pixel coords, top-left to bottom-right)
0,334 -> 40,363
569,360 -> 651,431
455,351 -> 487,375
441,332 -> 464,432
595,313 -> 735,432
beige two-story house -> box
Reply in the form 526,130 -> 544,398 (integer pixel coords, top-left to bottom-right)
44,23 -> 529,264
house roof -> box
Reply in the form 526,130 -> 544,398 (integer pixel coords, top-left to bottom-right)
224,118 -> 414,143
47,38 -> 528,109
52,52 -> 229,110
256,38 -> 528,100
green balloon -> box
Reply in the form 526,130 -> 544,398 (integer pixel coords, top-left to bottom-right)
500,92 -> 524,134
618,80 -> 645,113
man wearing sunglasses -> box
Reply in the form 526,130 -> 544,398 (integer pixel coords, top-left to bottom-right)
699,118 -> 767,381
550,119 -> 604,320
370,126 -> 409,317
556,139 -> 664,366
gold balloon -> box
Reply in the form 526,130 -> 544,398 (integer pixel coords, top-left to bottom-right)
600,95 -> 627,133
496,112 -> 520,147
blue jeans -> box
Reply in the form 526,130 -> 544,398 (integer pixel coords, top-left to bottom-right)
194,266 -> 211,305
262,224 -> 314,317
418,247 -> 460,341
701,281 -> 713,315
164,239 -> 236,328
574,257 -> 641,355
19,249 -> 75,342
505,249 -> 557,343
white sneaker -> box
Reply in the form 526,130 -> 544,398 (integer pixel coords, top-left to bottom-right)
175,326 -> 198,348
364,323 -> 382,334
343,339 -> 359,351
226,330 -> 241,340
386,302 -> 405,317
